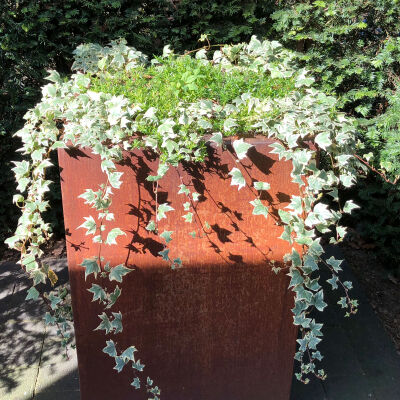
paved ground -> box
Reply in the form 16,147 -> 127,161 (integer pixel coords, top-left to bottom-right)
1,246 -> 399,400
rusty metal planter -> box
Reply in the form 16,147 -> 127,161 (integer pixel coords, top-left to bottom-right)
58,136 -> 299,400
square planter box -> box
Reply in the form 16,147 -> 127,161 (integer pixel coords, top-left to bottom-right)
58,136 -> 299,400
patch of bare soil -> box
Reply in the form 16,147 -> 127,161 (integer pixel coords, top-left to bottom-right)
340,242 -> 400,355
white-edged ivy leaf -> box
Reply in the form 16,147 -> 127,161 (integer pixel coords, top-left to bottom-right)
160,230 -> 173,243
80,258 -> 101,280
233,139 -> 253,160
32,269 -> 47,285
189,231 -> 196,238
105,228 -> 126,245
22,254 -> 38,271
114,356 -> 127,373
278,209 -> 292,224
182,212 -> 193,223
157,203 -> 174,221
223,118 -> 237,132
111,312 -> 123,333
327,275 -> 338,290
102,340 -> 117,358
183,201 -> 191,211
250,199 -> 269,219
132,360 -> 145,372
95,312 -> 112,334
88,284 -> 107,302
131,377 -> 141,389
178,184 -> 190,195
209,132 -> 223,146
343,200 -> 360,214
48,293 -> 62,310
192,192 -> 200,201
77,216 -> 97,235
254,181 -> 270,191
109,264 -> 132,283
106,285 -> 121,309
312,290 -> 327,312
121,346 -> 137,362
173,258 -> 182,267
26,286 -> 40,301
326,256 -> 343,272
228,167 -> 246,190
146,220 -> 156,232
108,171 -> 123,189
44,312 -> 56,325
158,248 -> 170,261
315,131 -> 332,150
288,269 -> 304,288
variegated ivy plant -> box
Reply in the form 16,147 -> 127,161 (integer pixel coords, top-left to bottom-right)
6,36 -> 361,397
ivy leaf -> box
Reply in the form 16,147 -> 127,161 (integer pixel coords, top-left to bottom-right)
103,340 -> 117,358
80,258 -> 101,280
121,346 -> 137,362
32,269 -> 47,285
44,312 -> 56,325
343,200 -> 360,214
88,284 -> 107,302
183,201 -> 191,211
146,220 -> 156,232
26,287 -> 40,301
77,216 -> 97,236
111,312 -> 123,334
254,181 -> 270,191
106,286 -> 121,309
315,132 -> 332,150
131,378 -> 141,389
157,203 -> 174,221
288,269 -> 304,288
223,118 -> 237,132
109,264 -> 132,283
326,256 -> 343,272
327,275 -> 338,290
249,199 -> 269,219
22,254 -> 38,272
178,184 -> 190,195
209,132 -> 223,146
189,231 -> 196,238
48,293 -> 62,310
182,212 -> 193,223
160,230 -> 173,243
105,228 -> 126,245
158,248 -> 170,261
114,356 -> 127,373
192,192 -> 200,201
232,139 -> 253,160
228,167 -> 246,190
108,171 -> 123,189
132,360 -> 145,372
312,290 -> 327,312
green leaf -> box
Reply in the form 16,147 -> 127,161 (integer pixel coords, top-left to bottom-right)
109,264 -> 132,283
157,203 -> 174,221
80,258 -> 101,280
250,199 -> 269,219
232,139 -> 253,160
209,132 -> 223,146
158,248 -> 170,261
32,269 -> 47,285
114,356 -> 127,373
178,184 -> 190,195
288,269 -> 304,288
22,255 -> 38,272
108,171 -> 124,189
254,181 -> 270,191
223,118 -> 237,132
95,313 -> 113,334
26,287 -> 40,301
326,256 -> 343,272
312,290 -> 327,312
131,378 -> 141,389
44,312 -> 56,325
315,132 -> 332,150
189,231 -> 196,238
183,201 -> 191,211
77,216 -> 97,236
107,286 -> 121,309
111,312 -> 123,334
103,340 -> 117,358
160,230 -> 173,243
182,212 -> 193,223
192,192 -> 200,202
121,346 -> 137,362
146,220 -> 156,231
229,167 -> 246,190
343,200 -> 360,214
48,293 -> 62,310
88,284 -> 107,302
105,228 -> 126,245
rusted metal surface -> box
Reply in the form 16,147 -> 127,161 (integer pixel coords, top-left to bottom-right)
58,137 -> 299,400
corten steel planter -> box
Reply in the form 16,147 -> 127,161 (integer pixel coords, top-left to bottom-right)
58,136 -> 299,400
